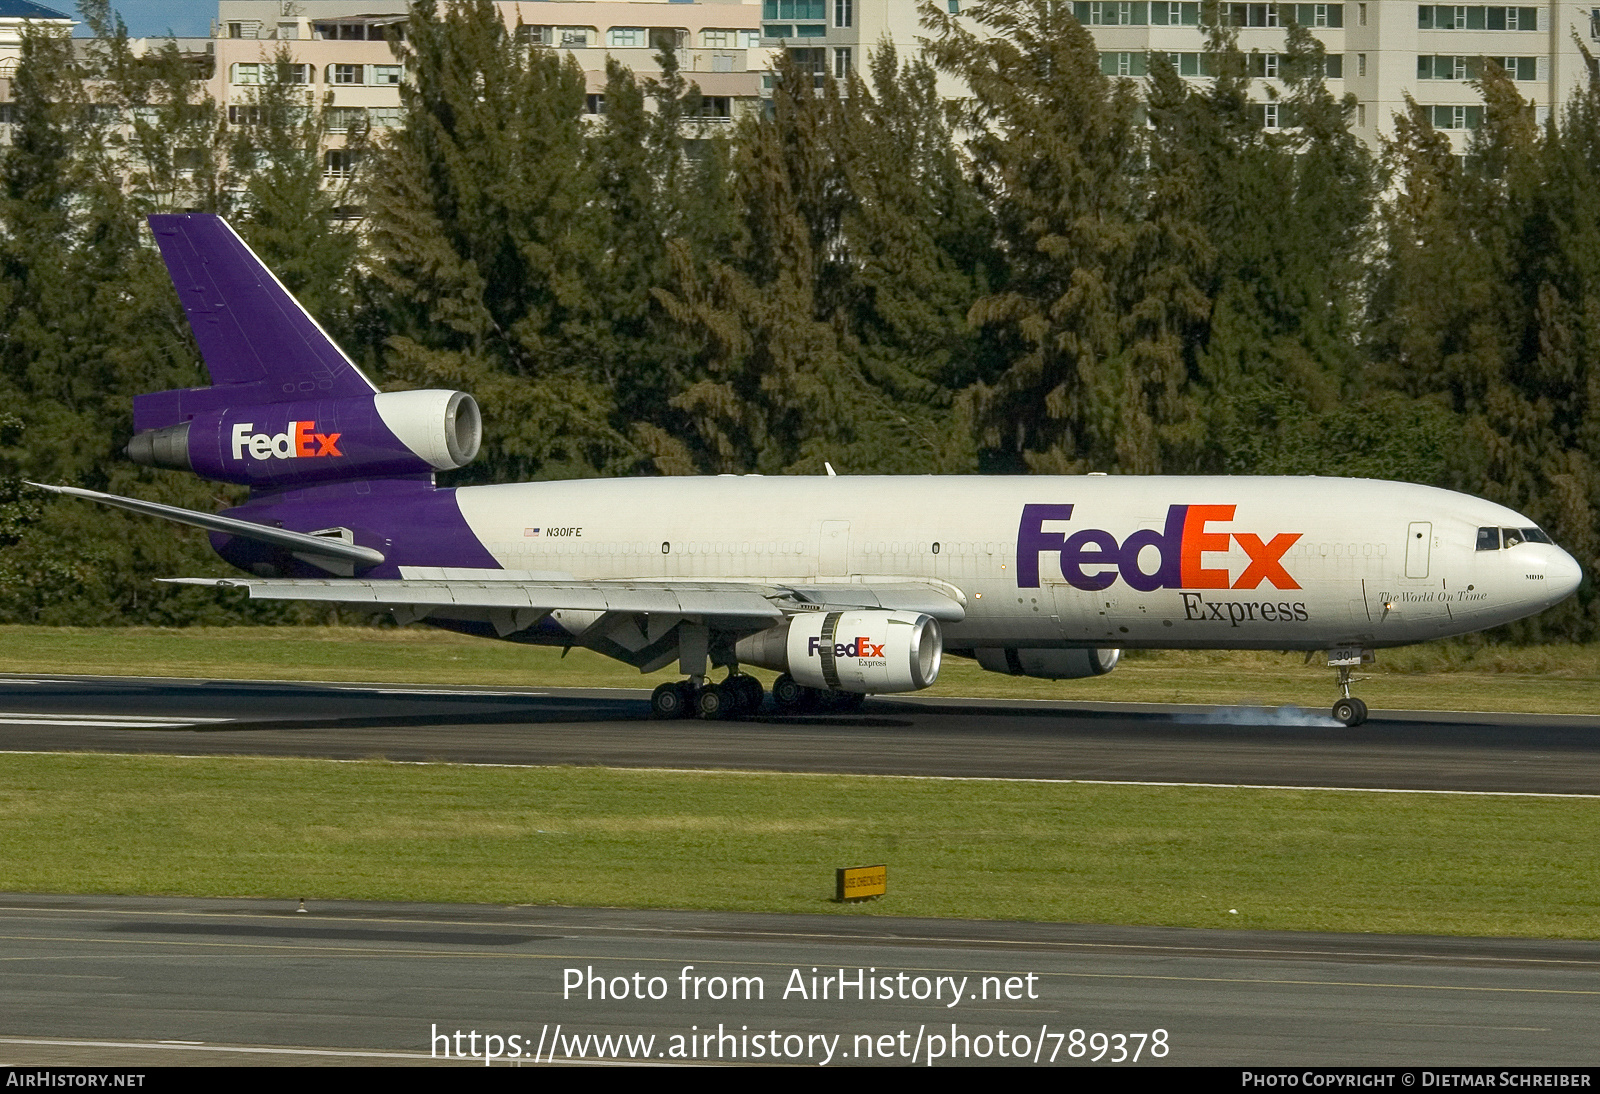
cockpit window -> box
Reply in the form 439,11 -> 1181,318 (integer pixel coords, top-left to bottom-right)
1476,526 -> 1500,551
1501,527 -> 1525,548
1522,527 -> 1552,544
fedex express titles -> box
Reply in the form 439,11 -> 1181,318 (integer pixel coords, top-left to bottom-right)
1018,503 -> 1303,593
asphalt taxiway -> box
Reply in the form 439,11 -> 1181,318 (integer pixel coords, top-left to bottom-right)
0,673 -> 1597,793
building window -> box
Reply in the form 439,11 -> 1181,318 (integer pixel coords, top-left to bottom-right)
228,21 -> 261,39
1166,51 -> 1216,76
331,64 -> 363,85
555,27 -> 593,47
1357,102 -> 1367,126
1358,2 -> 1367,24
1078,2 -> 1149,25
834,0 -> 852,27
519,25 -> 554,46
1263,102 -> 1280,128
1431,104 -> 1483,129
232,63 -> 310,85
833,46 -> 852,78
325,106 -> 366,132
765,0 -> 825,18
369,106 -> 404,128
1151,2 -> 1200,24
740,29 -> 761,47
1418,6 -> 1538,31
787,47 -> 826,86
1100,51 -> 1148,76
608,27 -> 646,47
324,149 -> 359,177
700,96 -> 733,118
702,28 -> 733,47
371,65 -> 403,85
227,104 -> 262,126
1357,52 -> 1366,76
585,94 -> 606,115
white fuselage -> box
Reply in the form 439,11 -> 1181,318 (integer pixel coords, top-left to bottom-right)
447,475 -> 1580,651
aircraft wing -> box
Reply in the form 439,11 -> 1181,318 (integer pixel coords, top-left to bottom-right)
161,575 -> 968,626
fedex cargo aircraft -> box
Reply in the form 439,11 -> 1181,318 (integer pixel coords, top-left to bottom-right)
38,216 -> 1583,726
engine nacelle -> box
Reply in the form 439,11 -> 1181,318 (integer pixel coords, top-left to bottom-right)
973,647 -> 1120,679
127,389 -> 481,488
735,610 -> 942,694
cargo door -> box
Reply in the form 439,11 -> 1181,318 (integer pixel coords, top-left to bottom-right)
819,520 -> 850,578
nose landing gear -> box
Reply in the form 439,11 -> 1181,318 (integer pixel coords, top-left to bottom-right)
1327,648 -> 1373,726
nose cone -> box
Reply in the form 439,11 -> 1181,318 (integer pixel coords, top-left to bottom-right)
1550,548 -> 1584,606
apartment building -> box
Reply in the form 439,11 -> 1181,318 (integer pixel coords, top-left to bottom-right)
763,1 -> 1600,148
212,0 -> 770,160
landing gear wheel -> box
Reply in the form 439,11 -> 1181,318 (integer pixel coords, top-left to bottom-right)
1332,697 -> 1368,727
771,674 -> 802,712
697,683 -> 730,720
651,681 -> 689,719
727,674 -> 763,715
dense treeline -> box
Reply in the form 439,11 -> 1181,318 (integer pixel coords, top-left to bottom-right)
0,0 -> 1595,640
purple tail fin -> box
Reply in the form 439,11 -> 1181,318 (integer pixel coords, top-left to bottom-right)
135,214 -> 376,432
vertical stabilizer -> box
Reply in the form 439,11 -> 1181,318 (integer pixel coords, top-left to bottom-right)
136,214 -> 376,431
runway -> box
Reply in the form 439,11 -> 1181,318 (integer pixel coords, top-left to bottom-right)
0,893 -> 1597,1067
0,673 -> 1598,793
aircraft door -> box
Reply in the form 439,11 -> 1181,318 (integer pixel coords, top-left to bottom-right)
819,520 -> 850,578
1405,522 -> 1432,578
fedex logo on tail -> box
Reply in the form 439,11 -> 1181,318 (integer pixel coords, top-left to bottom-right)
230,421 -> 343,462
1018,504 -> 1301,592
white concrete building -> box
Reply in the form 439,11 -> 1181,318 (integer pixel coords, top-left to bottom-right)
765,1 -> 1600,148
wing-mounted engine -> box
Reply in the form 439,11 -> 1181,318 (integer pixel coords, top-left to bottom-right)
736,610 -> 943,694
971,647 -> 1120,679
127,389 -> 481,488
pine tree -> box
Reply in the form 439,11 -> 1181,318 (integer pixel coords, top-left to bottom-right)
361,0 -> 630,483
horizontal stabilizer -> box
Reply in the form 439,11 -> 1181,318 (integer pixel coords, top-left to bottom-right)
30,483 -> 385,569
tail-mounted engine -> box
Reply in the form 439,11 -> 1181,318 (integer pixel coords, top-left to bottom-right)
736,610 -> 943,694
126,389 -> 481,488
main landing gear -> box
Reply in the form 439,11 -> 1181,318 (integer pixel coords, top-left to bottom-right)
1327,648 -> 1373,727
650,673 -> 865,719
650,673 -> 765,720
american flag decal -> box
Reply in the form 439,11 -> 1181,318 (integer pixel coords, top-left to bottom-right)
524,527 -> 540,537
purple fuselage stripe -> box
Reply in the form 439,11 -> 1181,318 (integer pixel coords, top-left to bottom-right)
211,483 -> 498,578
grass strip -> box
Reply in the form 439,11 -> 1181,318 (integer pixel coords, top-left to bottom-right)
1,753 -> 1597,938
0,625 -> 1595,715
